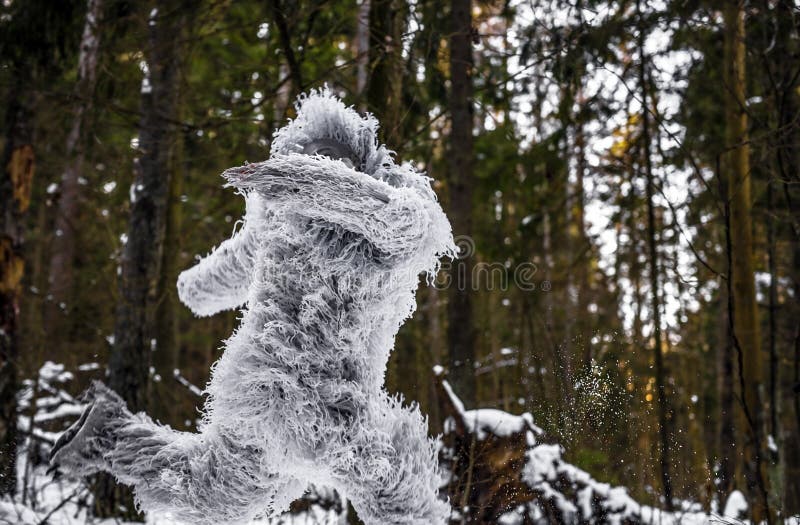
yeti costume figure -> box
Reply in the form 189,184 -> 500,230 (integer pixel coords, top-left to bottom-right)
50,89 -> 455,524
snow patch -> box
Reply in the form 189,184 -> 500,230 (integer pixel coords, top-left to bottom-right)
723,490 -> 747,519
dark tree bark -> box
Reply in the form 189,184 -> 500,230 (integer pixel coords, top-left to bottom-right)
45,0 -> 104,335
0,78 -> 35,497
95,1 -> 197,517
366,0 -> 411,397
637,0 -> 673,508
110,1 -> 187,415
269,0 -> 303,92
446,0 -> 476,407
766,180 -> 778,443
722,3 -> 772,521
0,0 -> 77,494
758,0 -> 800,512
717,264 -> 737,504
366,0 -> 406,145
152,128 -> 185,428
573,114 -> 592,370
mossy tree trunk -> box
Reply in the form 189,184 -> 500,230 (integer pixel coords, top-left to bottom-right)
722,2 -> 772,521
0,77 -> 35,497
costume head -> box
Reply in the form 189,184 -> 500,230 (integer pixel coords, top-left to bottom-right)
270,87 -> 438,201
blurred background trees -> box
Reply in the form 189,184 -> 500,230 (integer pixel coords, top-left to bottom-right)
0,0 -> 798,522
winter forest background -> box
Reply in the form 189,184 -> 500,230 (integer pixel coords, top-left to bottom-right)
0,0 -> 799,523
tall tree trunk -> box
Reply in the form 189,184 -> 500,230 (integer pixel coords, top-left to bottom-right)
269,0 -> 303,93
718,267 -> 737,504
152,129 -> 185,428
788,147 -> 800,516
763,0 -> 798,512
426,284 -> 444,433
542,204 -> 566,418
766,182 -> 778,436
111,0 -> 186,417
45,0 -> 104,335
573,113 -> 591,370
96,2 -> 195,517
447,0 -> 476,406
765,170 -> 785,515
723,3 -> 772,521
366,0 -> 406,146
637,1 -> 673,509
0,77 -> 35,497
273,63 -> 292,124
788,58 -> 800,525
367,0 -> 409,395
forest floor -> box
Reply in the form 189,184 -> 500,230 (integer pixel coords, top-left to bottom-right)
1,459 -> 341,524
2,437 -> 798,525
3,362 -> 799,524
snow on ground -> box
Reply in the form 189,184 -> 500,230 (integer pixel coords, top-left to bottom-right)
440,377 -> 799,525
1,465 -> 345,525
4,363 -> 799,524
1,361 -> 348,524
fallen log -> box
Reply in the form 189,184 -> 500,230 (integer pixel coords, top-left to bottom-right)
434,368 -> 713,524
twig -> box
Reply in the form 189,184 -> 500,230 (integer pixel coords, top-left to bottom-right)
173,369 -> 203,397
36,487 -> 83,525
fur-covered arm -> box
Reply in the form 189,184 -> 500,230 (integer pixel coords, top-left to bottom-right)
177,195 -> 262,317
223,154 -> 449,262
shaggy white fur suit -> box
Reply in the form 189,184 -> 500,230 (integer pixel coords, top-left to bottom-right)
50,90 -> 455,525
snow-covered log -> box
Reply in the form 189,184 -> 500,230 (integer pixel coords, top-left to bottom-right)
435,369 -> 714,524
17,362 -> 86,451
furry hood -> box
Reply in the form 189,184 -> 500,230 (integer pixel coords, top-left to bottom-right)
269,88 -> 438,201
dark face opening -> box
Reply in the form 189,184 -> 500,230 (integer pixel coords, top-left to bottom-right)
302,138 -> 358,169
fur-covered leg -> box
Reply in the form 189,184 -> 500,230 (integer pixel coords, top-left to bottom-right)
332,395 -> 451,525
49,380 -> 131,477
51,381 -> 304,524
106,425 -> 305,524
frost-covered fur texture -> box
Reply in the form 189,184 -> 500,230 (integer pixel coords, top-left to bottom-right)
53,89 -> 456,525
